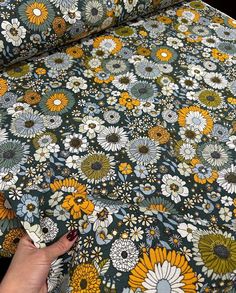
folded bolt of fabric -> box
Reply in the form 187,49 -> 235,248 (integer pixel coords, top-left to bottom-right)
0,0 -> 184,68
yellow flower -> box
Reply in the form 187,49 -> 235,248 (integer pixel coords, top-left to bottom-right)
136,46 -> 151,56
0,78 -> 8,96
178,106 -> 213,135
35,67 -> 46,75
61,192 -> 94,220
0,192 -> 16,220
119,92 -> 140,110
25,2 -> 48,26
129,247 -> 197,292
46,92 -> 69,112
119,163 -> 132,175
139,30 -> 148,37
70,263 -> 101,292
212,48 -> 229,62
227,97 -> 236,105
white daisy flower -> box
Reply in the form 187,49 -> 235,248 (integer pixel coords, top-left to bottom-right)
161,174 -> 189,203
1,18 -> 26,46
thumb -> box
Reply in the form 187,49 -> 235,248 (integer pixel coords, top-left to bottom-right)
42,230 -> 78,262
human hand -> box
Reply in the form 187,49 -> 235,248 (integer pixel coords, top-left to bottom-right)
0,230 -> 78,293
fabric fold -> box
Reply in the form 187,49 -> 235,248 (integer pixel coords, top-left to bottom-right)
0,0 -> 184,68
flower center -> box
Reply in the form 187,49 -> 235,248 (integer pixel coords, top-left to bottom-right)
80,278 -> 87,289
27,203 -> 35,211
42,227 -> 48,233
54,99 -> 62,105
225,172 -> 236,183
156,279 -> 171,293
91,162 -> 102,170
170,183 -> 179,192
106,133 -> 119,143
3,150 -> 15,159
121,251 -> 128,259
10,27 -> 18,36
139,145 -> 149,154
70,138 -> 82,148
33,8 -> 42,16
25,120 -> 35,128
214,244 -> 230,259
185,130 -> 195,138
211,151 -> 221,159
88,123 -> 96,129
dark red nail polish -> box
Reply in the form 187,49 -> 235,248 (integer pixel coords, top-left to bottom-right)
66,229 -> 78,241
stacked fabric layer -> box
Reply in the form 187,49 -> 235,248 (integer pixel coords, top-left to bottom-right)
0,0 -> 236,292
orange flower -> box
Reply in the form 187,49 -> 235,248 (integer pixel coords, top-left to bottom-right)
0,192 -> 16,220
178,106 -> 213,135
93,35 -> 122,54
46,92 -> 69,112
157,15 -> 172,24
129,247 -> 197,292
155,48 -> 173,62
0,78 -> 8,96
119,92 -> 140,110
61,192 -> 94,219
50,178 -> 85,193
66,46 -> 84,58
212,49 -> 229,62
119,163 -> 132,175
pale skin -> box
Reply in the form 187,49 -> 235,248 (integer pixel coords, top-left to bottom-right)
0,231 -> 78,293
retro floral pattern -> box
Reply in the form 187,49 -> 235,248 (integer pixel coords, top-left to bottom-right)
0,0 -> 236,292
0,0 -> 183,67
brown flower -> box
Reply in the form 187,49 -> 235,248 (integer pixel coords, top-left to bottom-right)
3,228 -> 25,254
148,125 -> 170,144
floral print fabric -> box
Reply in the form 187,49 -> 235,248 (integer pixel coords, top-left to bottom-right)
0,0 -> 236,292
0,0 -> 183,67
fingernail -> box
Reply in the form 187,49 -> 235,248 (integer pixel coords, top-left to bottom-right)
66,229 -> 78,241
